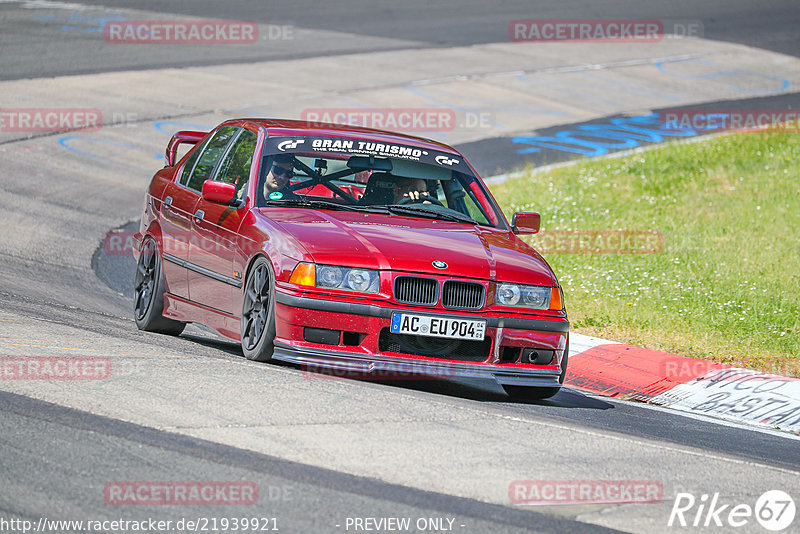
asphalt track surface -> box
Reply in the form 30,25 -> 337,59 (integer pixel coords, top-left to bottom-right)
1,1 -> 800,533
460,92 -> 800,175
1,391 -> 617,534
2,0 -> 799,79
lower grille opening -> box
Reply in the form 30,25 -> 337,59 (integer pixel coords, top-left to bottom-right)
342,331 -> 365,346
500,346 -> 522,363
378,328 -> 491,362
304,327 -> 340,345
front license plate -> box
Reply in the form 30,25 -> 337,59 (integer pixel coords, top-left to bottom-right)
390,313 -> 486,341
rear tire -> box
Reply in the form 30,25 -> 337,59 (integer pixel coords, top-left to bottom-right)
133,237 -> 186,335
240,257 -> 276,362
503,341 -> 569,401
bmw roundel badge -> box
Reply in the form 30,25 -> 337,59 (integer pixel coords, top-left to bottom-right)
432,260 -> 448,269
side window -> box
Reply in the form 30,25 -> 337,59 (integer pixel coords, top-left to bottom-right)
179,138 -> 206,186
215,129 -> 258,198
442,175 -> 492,225
185,126 -> 239,191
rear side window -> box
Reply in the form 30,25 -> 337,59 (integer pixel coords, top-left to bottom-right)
216,129 -> 258,198
179,140 -> 205,186
184,126 -> 238,191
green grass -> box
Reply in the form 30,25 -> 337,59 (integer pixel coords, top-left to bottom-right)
490,131 -> 800,376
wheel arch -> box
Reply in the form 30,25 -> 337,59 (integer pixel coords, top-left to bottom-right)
236,251 -> 280,313
140,220 -> 165,252
242,252 -> 273,289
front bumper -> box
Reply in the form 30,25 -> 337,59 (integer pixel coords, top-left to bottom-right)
273,291 -> 568,387
273,342 -> 562,387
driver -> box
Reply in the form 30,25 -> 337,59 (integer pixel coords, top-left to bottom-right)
263,154 -> 299,201
393,177 -> 431,203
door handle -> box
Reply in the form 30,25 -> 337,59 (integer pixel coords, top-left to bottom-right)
163,196 -> 173,209
194,209 -> 205,222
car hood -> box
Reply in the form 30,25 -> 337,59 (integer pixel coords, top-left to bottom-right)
258,208 -> 556,286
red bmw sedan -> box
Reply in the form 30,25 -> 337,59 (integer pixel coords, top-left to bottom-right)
133,119 -> 569,399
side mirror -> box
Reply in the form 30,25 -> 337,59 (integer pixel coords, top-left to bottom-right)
511,212 -> 540,235
202,181 -> 237,205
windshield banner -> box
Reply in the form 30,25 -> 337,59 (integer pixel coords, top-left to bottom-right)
264,135 -> 473,174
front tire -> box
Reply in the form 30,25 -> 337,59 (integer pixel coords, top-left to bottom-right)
133,237 -> 186,335
240,257 -> 277,362
503,341 -> 569,401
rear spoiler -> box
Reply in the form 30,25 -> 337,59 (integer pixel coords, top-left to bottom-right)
165,130 -> 207,167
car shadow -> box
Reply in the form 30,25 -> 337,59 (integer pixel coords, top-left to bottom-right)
174,330 -> 613,411
332,374 -> 614,410
178,332 -> 246,359
177,331 -> 302,372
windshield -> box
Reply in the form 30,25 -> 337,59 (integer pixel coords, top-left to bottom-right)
255,136 -> 504,228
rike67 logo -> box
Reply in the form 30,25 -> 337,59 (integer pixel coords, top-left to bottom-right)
669,490 -> 795,531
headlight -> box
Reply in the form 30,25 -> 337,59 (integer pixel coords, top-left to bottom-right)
496,283 -> 521,306
346,269 -> 375,292
496,283 -> 559,310
316,265 -> 380,293
317,265 -> 344,287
